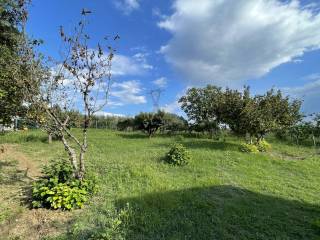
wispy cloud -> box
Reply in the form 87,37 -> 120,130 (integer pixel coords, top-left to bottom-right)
283,75 -> 320,114
113,0 -> 140,15
153,77 -> 167,88
112,54 -> 152,76
110,80 -> 146,105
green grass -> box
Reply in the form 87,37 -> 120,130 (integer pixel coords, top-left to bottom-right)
1,130 -> 320,239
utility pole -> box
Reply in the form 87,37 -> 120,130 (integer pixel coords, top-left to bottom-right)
149,89 -> 163,112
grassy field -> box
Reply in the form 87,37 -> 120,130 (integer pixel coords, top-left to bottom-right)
0,130 -> 319,240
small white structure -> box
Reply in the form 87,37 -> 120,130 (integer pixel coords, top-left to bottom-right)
0,117 -> 18,132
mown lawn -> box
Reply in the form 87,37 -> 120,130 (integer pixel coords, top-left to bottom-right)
0,130 -> 319,240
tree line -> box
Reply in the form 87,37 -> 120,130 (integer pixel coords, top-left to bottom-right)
179,85 -> 302,143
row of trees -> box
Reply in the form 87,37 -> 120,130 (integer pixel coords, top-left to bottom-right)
179,85 -> 302,143
284,115 -> 320,146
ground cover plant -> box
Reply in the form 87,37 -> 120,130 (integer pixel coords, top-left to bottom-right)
0,129 -> 319,239
31,159 -> 97,210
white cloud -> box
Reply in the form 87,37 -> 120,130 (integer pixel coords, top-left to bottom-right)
153,77 -> 167,88
152,7 -> 167,20
114,0 -> 140,15
133,53 -> 153,70
161,88 -> 189,115
304,73 -> 320,81
159,0 -> 320,86
110,80 -> 146,105
95,111 -> 126,117
48,52 -> 150,111
282,76 -> 320,113
162,101 -> 180,114
283,79 -> 320,97
112,54 -> 152,76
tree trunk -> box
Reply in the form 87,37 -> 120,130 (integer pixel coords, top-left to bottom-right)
79,131 -> 87,179
312,135 -> 316,147
48,133 -> 52,144
79,151 -> 85,180
61,135 -> 78,177
210,128 -> 214,140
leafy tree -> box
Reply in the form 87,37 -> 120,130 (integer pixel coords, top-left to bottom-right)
117,117 -> 135,131
134,111 -> 164,138
90,115 -> 127,130
288,122 -> 313,145
313,114 -> 320,138
161,112 -> 187,133
179,85 -> 223,136
0,0 -> 30,125
240,89 -> 302,142
219,86 -> 250,134
179,85 -> 302,143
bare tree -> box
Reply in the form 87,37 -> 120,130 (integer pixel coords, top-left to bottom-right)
20,9 -> 116,180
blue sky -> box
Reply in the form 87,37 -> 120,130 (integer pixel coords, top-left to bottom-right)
27,0 -> 320,117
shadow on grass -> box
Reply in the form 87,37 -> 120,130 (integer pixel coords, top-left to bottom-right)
65,185 -> 319,240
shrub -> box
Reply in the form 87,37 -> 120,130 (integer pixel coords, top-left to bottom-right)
239,143 -> 259,153
165,143 -> 191,166
256,140 -> 271,152
42,158 -> 73,183
31,159 -> 97,210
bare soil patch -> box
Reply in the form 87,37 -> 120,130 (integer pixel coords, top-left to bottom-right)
0,144 -> 73,240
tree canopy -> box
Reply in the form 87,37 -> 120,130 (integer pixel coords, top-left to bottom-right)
179,85 -> 302,142
0,0 -> 27,124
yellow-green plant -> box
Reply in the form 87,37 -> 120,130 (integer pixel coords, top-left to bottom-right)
239,143 -> 259,153
32,159 -> 97,210
166,143 -> 191,166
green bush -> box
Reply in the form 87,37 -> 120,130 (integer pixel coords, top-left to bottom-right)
165,143 -> 191,166
42,158 -> 73,183
239,143 -> 259,153
256,140 -> 271,152
31,159 -> 97,210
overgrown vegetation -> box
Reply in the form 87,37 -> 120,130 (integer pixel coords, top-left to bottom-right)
32,159 -> 96,210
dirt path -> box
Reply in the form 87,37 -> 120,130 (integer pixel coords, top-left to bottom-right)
0,144 -> 40,178
0,144 -> 73,240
